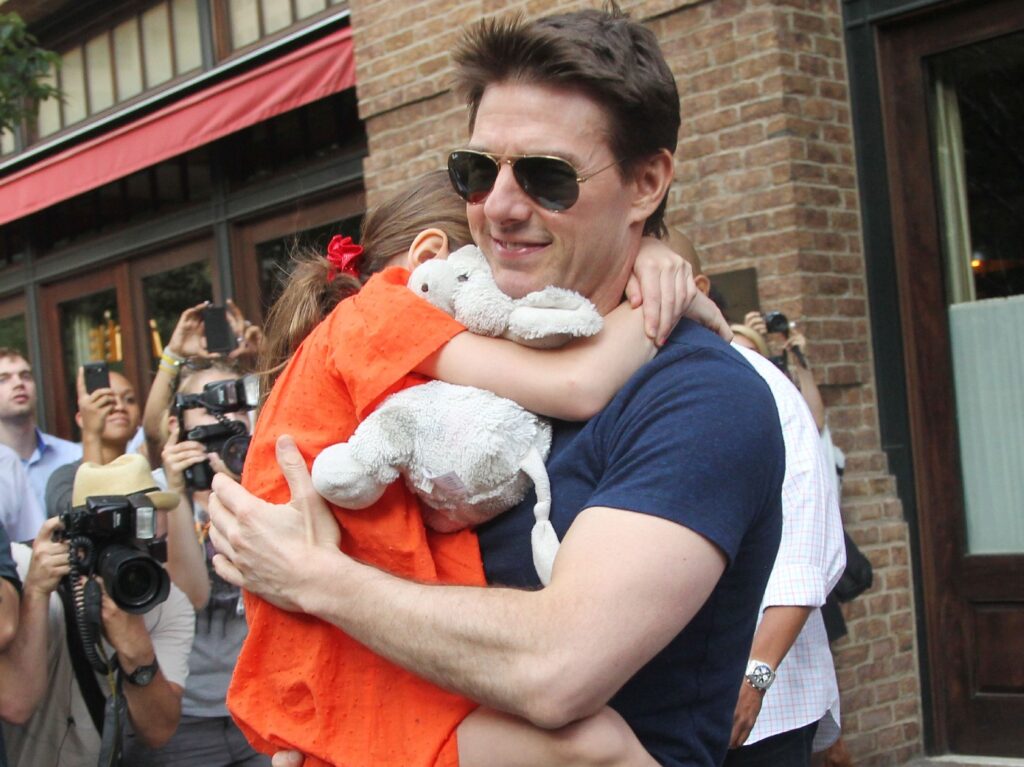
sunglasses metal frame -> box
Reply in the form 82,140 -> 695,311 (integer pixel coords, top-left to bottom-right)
447,149 -> 621,212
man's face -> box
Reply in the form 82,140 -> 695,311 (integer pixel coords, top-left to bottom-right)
466,82 -> 643,313
0,355 -> 37,421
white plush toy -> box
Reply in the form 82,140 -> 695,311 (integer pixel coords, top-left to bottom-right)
311,245 -> 603,584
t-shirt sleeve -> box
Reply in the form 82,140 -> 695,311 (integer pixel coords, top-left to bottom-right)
587,351 -> 784,565
0,522 -> 21,593
145,583 -> 195,689
330,267 -> 466,419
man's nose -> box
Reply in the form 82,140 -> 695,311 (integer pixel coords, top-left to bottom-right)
482,162 -> 533,224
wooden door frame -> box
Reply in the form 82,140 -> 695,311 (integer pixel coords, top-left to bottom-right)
230,188 -> 365,324
39,263 -> 136,440
876,0 -> 1024,753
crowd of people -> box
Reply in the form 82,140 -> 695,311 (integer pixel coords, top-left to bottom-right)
0,7 -> 860,767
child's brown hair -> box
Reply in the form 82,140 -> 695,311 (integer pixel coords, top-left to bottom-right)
259,170 -> 472,394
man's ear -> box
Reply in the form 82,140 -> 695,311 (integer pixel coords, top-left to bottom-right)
696,274 -> 711,296
405,228 -> 451,270
627,148 -> 675,226
74,411 -> 83,429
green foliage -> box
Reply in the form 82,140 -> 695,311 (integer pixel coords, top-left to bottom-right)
0,12 -> 60,135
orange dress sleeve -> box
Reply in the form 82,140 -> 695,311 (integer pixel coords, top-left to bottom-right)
230,267 -> 484,767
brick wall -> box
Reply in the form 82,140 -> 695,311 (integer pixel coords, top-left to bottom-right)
348,0 -> 923,763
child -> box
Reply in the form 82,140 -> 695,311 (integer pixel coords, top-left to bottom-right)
231,170 -> 725,767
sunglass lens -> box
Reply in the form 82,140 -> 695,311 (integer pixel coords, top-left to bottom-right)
513,156 -> 579,211
448,152 -> 497,204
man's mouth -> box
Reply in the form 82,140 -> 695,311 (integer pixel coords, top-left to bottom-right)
491,237 -> 549,257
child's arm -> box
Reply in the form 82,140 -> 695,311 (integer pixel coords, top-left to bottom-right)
417,300 -> 654,422
458,706 -> 659,767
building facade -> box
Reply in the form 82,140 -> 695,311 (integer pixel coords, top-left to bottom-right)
1,0 -> 1020,764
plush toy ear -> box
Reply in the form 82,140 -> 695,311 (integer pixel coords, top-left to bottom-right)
406,228 -> 451,270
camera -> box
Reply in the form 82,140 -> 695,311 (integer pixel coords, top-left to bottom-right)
182,421 -> 250,490
174,374 -> 258,415
174,375 -> 256,490
763,311 -> 792,336
60,494 -> 170,615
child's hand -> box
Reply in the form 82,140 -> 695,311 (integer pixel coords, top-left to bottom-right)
626,237 -> 698,345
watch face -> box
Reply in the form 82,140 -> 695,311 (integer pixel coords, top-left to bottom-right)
130,664 -> 156,686
749,664 -> 773,688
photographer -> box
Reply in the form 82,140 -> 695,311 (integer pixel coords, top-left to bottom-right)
45,368 -> 142,519
142,300 -> 261,470
124,362 -> 266,767
1,459 -> 193,767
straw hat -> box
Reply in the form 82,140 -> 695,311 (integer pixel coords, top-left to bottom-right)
72,453 -> 180,510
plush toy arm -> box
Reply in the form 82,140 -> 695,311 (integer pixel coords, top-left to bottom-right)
505,287 -> 603,347
520,445 -> 559,586
311,442 -> 394,509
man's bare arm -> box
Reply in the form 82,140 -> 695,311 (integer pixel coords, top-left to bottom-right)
209,460 -> 726,728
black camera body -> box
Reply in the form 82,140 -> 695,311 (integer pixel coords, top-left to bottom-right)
182,421 -> 250,490
763,311 -> 791,336
60,494 -> 170,615
174,375 -> 256,490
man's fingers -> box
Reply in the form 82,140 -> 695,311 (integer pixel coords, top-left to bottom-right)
276,435 -> 317,507
211,553 -> 245,588
271,750 -> 305,767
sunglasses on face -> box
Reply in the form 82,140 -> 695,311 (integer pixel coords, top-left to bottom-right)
447,149 -> 620,212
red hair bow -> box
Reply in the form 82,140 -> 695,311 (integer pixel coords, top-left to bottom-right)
325,235 -> 364,283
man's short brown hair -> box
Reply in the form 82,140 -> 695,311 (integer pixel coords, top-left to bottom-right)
0,347 -> 29,365
453,6 -> 680,236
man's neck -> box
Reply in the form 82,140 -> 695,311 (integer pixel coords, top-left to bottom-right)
0,416 -> 39,460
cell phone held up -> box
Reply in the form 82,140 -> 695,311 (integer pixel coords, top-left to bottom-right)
83,361 -> 110,394
202,304 -> 238,356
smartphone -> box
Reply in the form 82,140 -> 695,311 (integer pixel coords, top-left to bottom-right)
202,304 -> 238,356
83,361 -> 110,393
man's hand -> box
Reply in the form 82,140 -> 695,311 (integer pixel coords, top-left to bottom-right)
728,681 -> 764,749
225,299 -> 263,360
23,518 -> 70,599
208,435 -> 341,612
166,301 -> 214,360
101,587 -> 155,673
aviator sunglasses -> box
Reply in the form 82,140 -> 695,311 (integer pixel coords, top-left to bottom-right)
447,149 -> 620,212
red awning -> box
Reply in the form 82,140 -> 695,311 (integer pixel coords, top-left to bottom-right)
0,27 -> 355,227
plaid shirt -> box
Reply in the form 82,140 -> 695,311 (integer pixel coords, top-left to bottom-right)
734,346 -> 846,751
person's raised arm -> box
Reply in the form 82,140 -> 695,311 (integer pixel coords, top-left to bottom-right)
0,519 -> 70,724
158,425 -> 211,610
143,301 -> 210,466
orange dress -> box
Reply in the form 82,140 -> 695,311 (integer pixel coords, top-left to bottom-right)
230,267 -> 484,767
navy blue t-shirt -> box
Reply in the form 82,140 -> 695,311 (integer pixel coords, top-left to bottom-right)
478,319 -> 784,767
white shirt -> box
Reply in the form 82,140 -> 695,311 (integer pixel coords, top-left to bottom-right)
0,443 -> 45,542
733,345 -> 846,750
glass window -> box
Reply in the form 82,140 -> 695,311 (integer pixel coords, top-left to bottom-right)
229,0 -> 261,49
36,63 -> 61,137
114,19 -> 144,100
0,314 -> 28,357
61,48 -> 88,125
171,0 -> 202,72
85,34 -> 115,114
0,130 -> 14,156
58,289 -> 122,431
261,0 -> 293,34
142,3 -> 174,87
296,0 -> 327,19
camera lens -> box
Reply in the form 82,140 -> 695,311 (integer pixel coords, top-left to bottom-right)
221,434 -> 251,476
185,460 -> 215,490
98,544 -> 170,614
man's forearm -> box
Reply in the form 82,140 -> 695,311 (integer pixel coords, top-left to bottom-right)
0,580 -> 17,649
0,588 -> 52,723
123,671 -> 182,747
748,606 -> 813,668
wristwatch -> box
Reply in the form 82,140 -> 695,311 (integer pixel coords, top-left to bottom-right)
121,656 -> 160,687
744,659 -> 776,693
